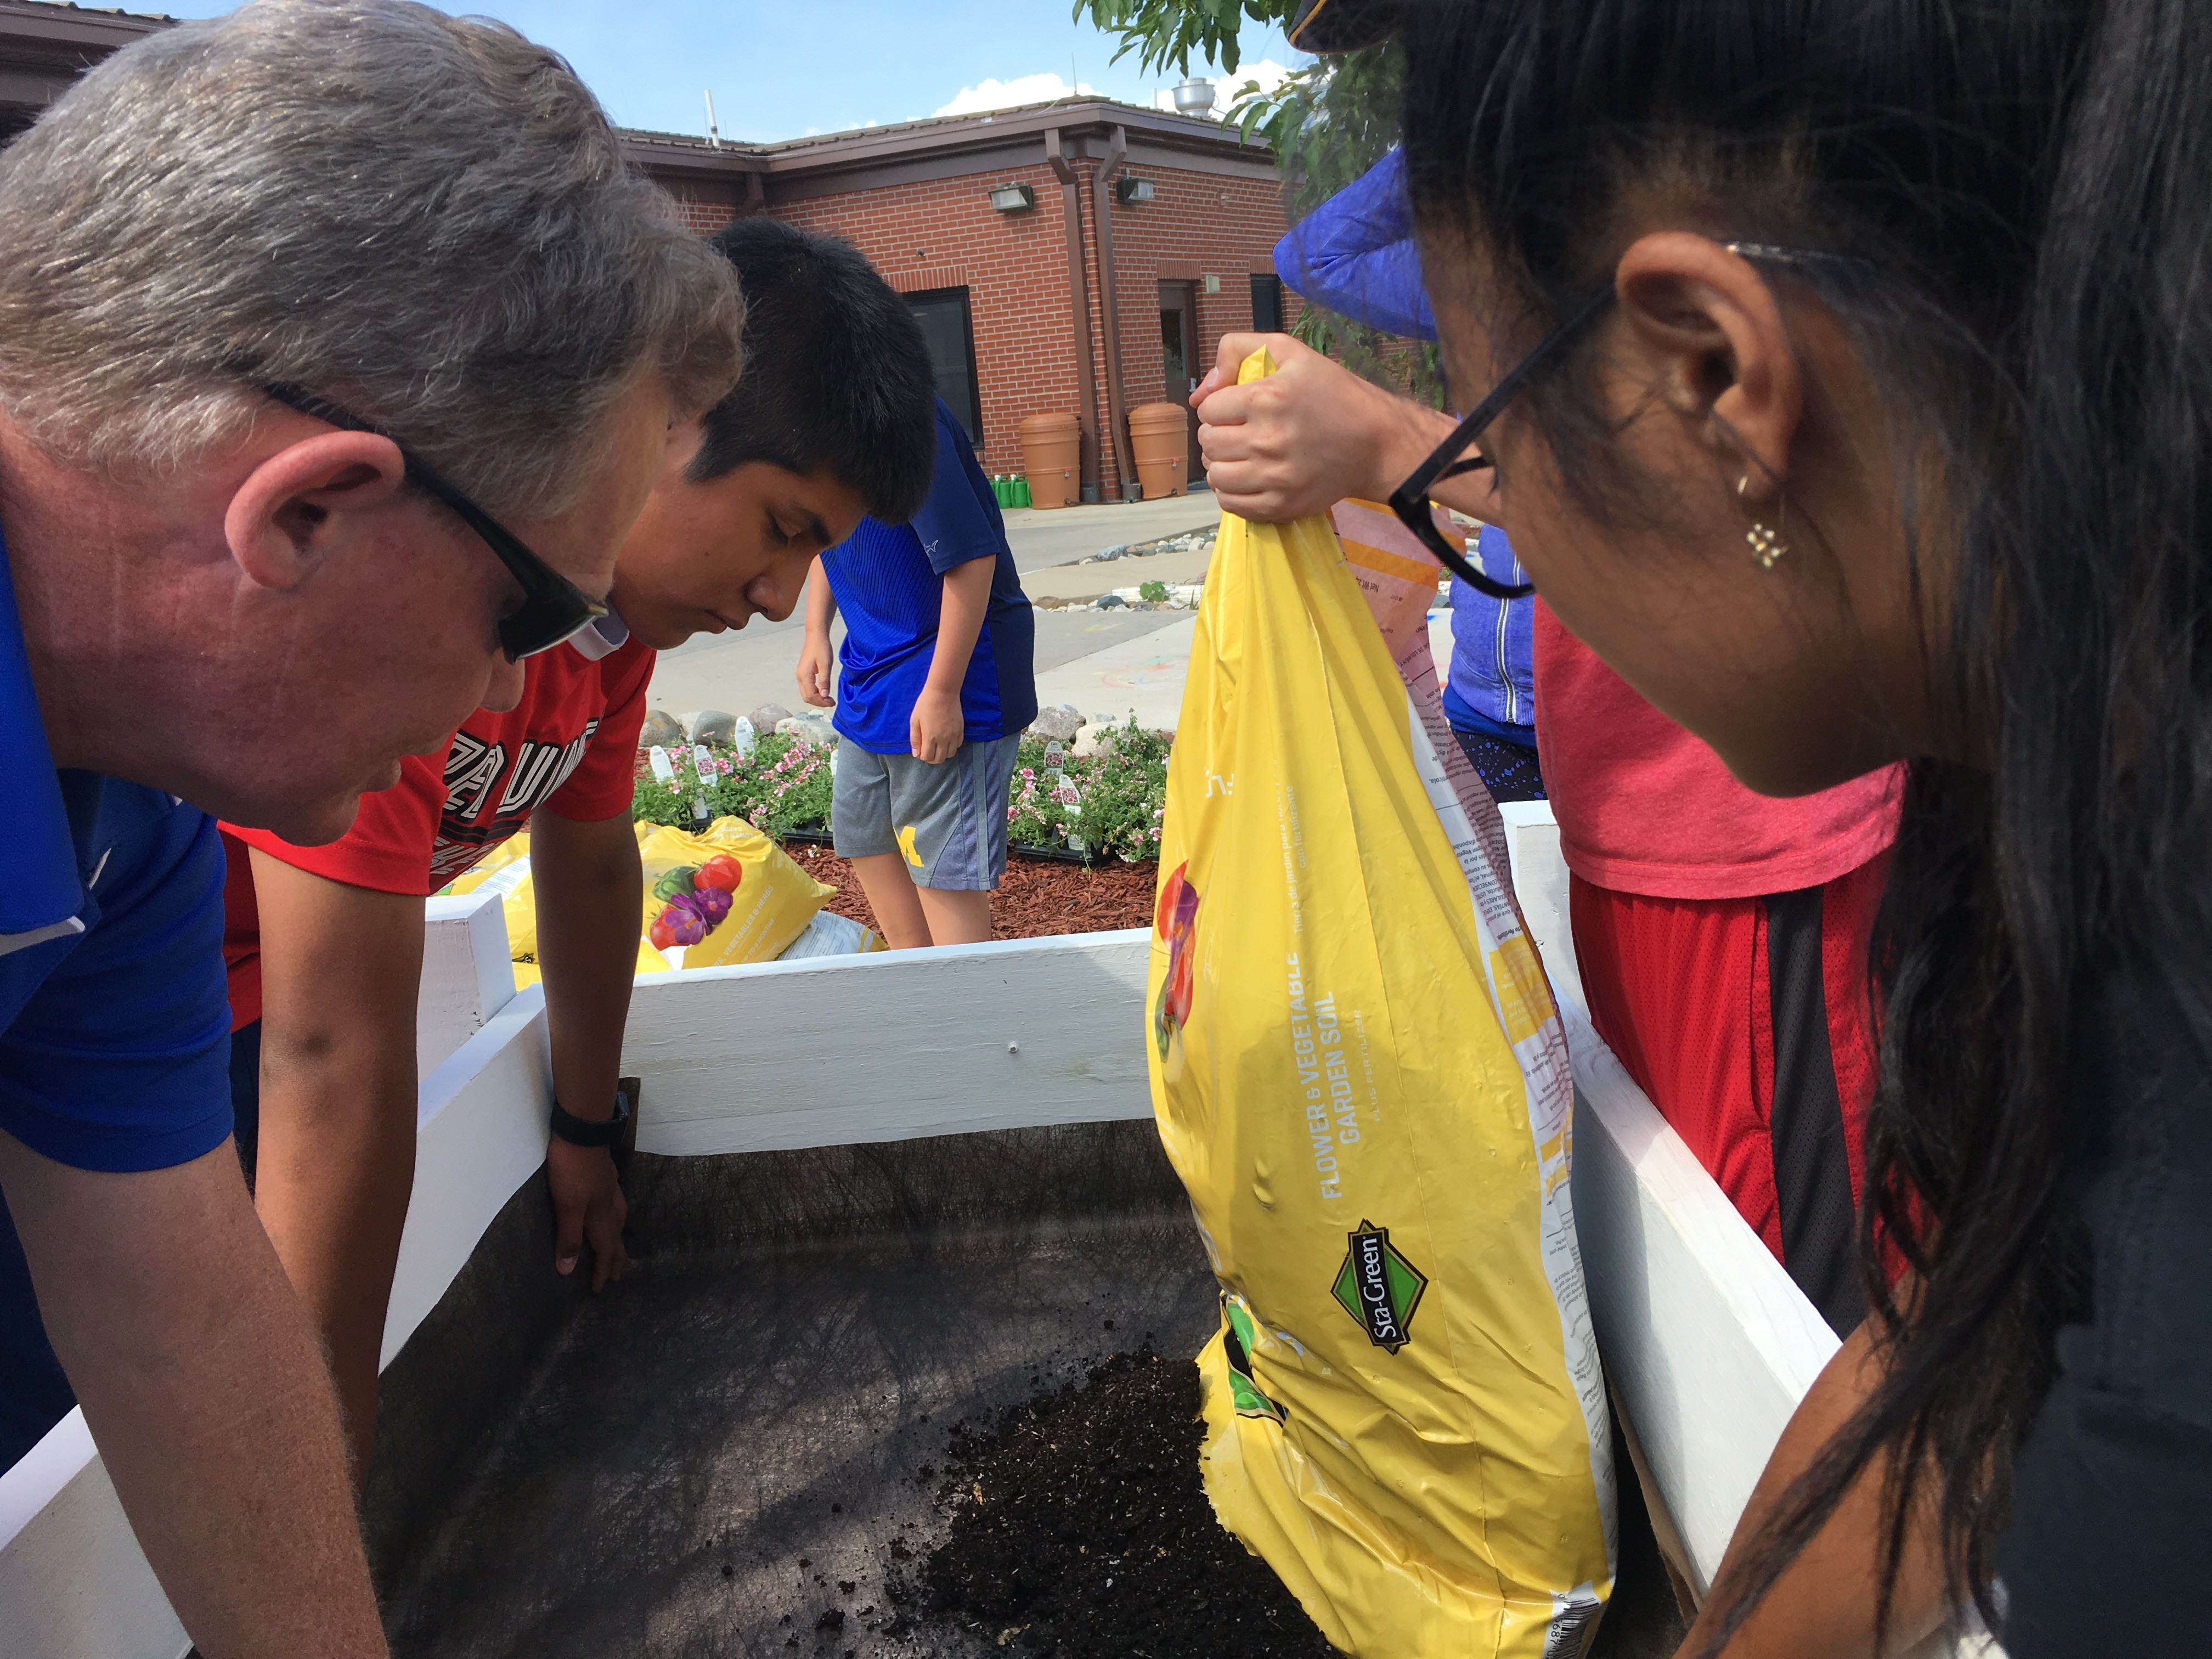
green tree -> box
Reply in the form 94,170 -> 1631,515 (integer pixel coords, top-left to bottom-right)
1075,1 -> 1443,404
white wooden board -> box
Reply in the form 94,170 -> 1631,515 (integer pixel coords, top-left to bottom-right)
1509,803 -> 1999,1656
1566,996 -> 1842,1592
419,889 -> 517,1077
1498,799 -> 1582,1014
0,1413 -> 187,1659
620,929 -> 1155,1155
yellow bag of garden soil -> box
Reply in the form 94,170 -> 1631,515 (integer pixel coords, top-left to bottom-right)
1149,352 -> 1614,1656
445,818 -> 832,979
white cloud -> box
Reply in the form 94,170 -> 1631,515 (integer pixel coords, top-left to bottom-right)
1220,57 -> 1297,105
933,72 -> 1094,119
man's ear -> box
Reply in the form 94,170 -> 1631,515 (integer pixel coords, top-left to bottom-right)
1614,232 -> 1804,506
223,431 -> 409,591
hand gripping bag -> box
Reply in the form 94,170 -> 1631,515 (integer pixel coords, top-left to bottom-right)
1149,353 -> 1614,1656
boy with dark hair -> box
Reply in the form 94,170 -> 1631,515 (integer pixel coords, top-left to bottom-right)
796,396 -> 1037,947
197,221 -> 940,1474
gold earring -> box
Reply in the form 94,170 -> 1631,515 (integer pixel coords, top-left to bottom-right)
1739,476 -> 1788,569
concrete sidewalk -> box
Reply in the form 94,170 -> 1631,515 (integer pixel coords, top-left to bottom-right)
1000,491 -> 1218,575
1033,614 -> 1199,752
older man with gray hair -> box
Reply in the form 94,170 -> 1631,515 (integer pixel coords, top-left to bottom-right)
0,2 -> 743,1653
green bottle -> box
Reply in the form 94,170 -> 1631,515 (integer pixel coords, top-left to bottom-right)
1014,474 -> 1032,508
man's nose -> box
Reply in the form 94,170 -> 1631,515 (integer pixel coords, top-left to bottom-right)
479,652 -> 527,714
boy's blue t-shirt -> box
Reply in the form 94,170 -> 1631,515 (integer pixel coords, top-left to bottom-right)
821,398 -> 1036,755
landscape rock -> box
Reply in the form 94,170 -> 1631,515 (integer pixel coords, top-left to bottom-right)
1091,544 -> 1127,562
1027,704 -> 1087,743
687,709 -> 737,746
1097,593 -> 1127,609
638,710 -> 685,749
746,702 -> 793,736
776,713 -> 838,750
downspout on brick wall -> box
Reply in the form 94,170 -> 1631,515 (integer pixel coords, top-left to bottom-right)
1044,128 -> 1102,502
1090,125 -> 1131,499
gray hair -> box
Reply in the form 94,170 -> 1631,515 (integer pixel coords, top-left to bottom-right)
0,0 -> 743,518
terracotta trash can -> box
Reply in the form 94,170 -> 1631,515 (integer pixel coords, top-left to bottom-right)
1018,411 -> 1082,510
1126,402 -> 1190,499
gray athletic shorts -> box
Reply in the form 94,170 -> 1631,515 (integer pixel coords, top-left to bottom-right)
831,733 -> 1022,891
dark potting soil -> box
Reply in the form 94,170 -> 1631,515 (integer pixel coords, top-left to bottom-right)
909,1348 -> 1337,1659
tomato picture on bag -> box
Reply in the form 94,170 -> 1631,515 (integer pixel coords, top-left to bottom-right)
1154,860 -> 1200,1059
646,863 -> 736,951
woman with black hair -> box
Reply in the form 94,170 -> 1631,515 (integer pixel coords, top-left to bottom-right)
1218,0 -> 2210,1652
1400,0 -> 2212,1652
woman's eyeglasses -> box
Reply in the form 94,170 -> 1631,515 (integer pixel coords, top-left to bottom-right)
1387,242 -> 1868,601
257,381 -> 609,662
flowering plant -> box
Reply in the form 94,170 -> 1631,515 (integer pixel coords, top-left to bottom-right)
1006,716 -> 1170,862
633,718 -> 1172,862
632,733 -> 834,838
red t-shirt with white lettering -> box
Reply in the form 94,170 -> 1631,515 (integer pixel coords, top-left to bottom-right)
221,625 -> 654,1028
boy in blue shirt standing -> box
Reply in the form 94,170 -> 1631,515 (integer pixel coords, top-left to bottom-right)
797,396 -> 1036,946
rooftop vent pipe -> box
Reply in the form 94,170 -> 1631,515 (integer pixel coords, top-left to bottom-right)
1172,76 -> 1215,116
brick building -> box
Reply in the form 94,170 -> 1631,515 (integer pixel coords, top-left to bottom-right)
0,4 -> 1292,501
625,100 -> 1290,501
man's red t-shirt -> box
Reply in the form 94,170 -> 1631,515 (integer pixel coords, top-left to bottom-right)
221,622 -> 654,1029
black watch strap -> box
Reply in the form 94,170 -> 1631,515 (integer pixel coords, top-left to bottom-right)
549,1089 -> 631,1149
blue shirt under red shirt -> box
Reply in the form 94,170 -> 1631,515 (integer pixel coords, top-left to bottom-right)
1,530 -> 234,1466
820,397 -> 1036,755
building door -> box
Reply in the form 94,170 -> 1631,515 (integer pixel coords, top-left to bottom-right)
1157,280 -> 1206,486
907,287 -> 983,449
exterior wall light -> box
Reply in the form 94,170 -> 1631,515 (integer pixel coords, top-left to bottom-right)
1115,176 -> 1155,206
989,182 -> 1036,213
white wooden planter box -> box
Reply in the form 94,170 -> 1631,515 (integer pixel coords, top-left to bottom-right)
0,811 -> 1995,1657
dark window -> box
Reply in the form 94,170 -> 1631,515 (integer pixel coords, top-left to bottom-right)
1250,273 -> 1284,334
907,287 -> 982,447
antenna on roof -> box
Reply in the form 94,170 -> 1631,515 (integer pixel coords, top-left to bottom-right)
704,89 -> 721,150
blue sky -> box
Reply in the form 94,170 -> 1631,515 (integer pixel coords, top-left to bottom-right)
154,2 -> 1304,141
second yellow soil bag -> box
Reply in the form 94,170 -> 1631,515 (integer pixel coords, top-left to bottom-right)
1149,354 -> 1613,1656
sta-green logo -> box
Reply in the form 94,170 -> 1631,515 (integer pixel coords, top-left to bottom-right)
1331,1221 -> 1427,1353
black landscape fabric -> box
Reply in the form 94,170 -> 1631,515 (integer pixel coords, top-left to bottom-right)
364,1121 -> 1684,1658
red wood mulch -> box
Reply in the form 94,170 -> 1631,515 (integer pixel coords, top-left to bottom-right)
781,841 -> 1158,940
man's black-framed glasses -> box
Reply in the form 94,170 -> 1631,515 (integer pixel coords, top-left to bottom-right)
258,381 -> 608,661
1387,242 -> 1870,600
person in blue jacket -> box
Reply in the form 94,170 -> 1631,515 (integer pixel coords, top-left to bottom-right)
1274,149 -> 1546,800
1439,529 -> 1545,802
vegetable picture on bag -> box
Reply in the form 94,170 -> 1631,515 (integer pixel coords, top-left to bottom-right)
1153,860 -> 1200,1059
636,820 -> 832,969
646,855 -> 743,952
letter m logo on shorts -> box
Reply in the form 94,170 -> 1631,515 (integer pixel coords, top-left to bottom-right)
1331,1220 -> 1428,1353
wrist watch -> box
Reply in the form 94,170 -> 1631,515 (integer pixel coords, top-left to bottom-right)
549,1087 -> 631,1149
